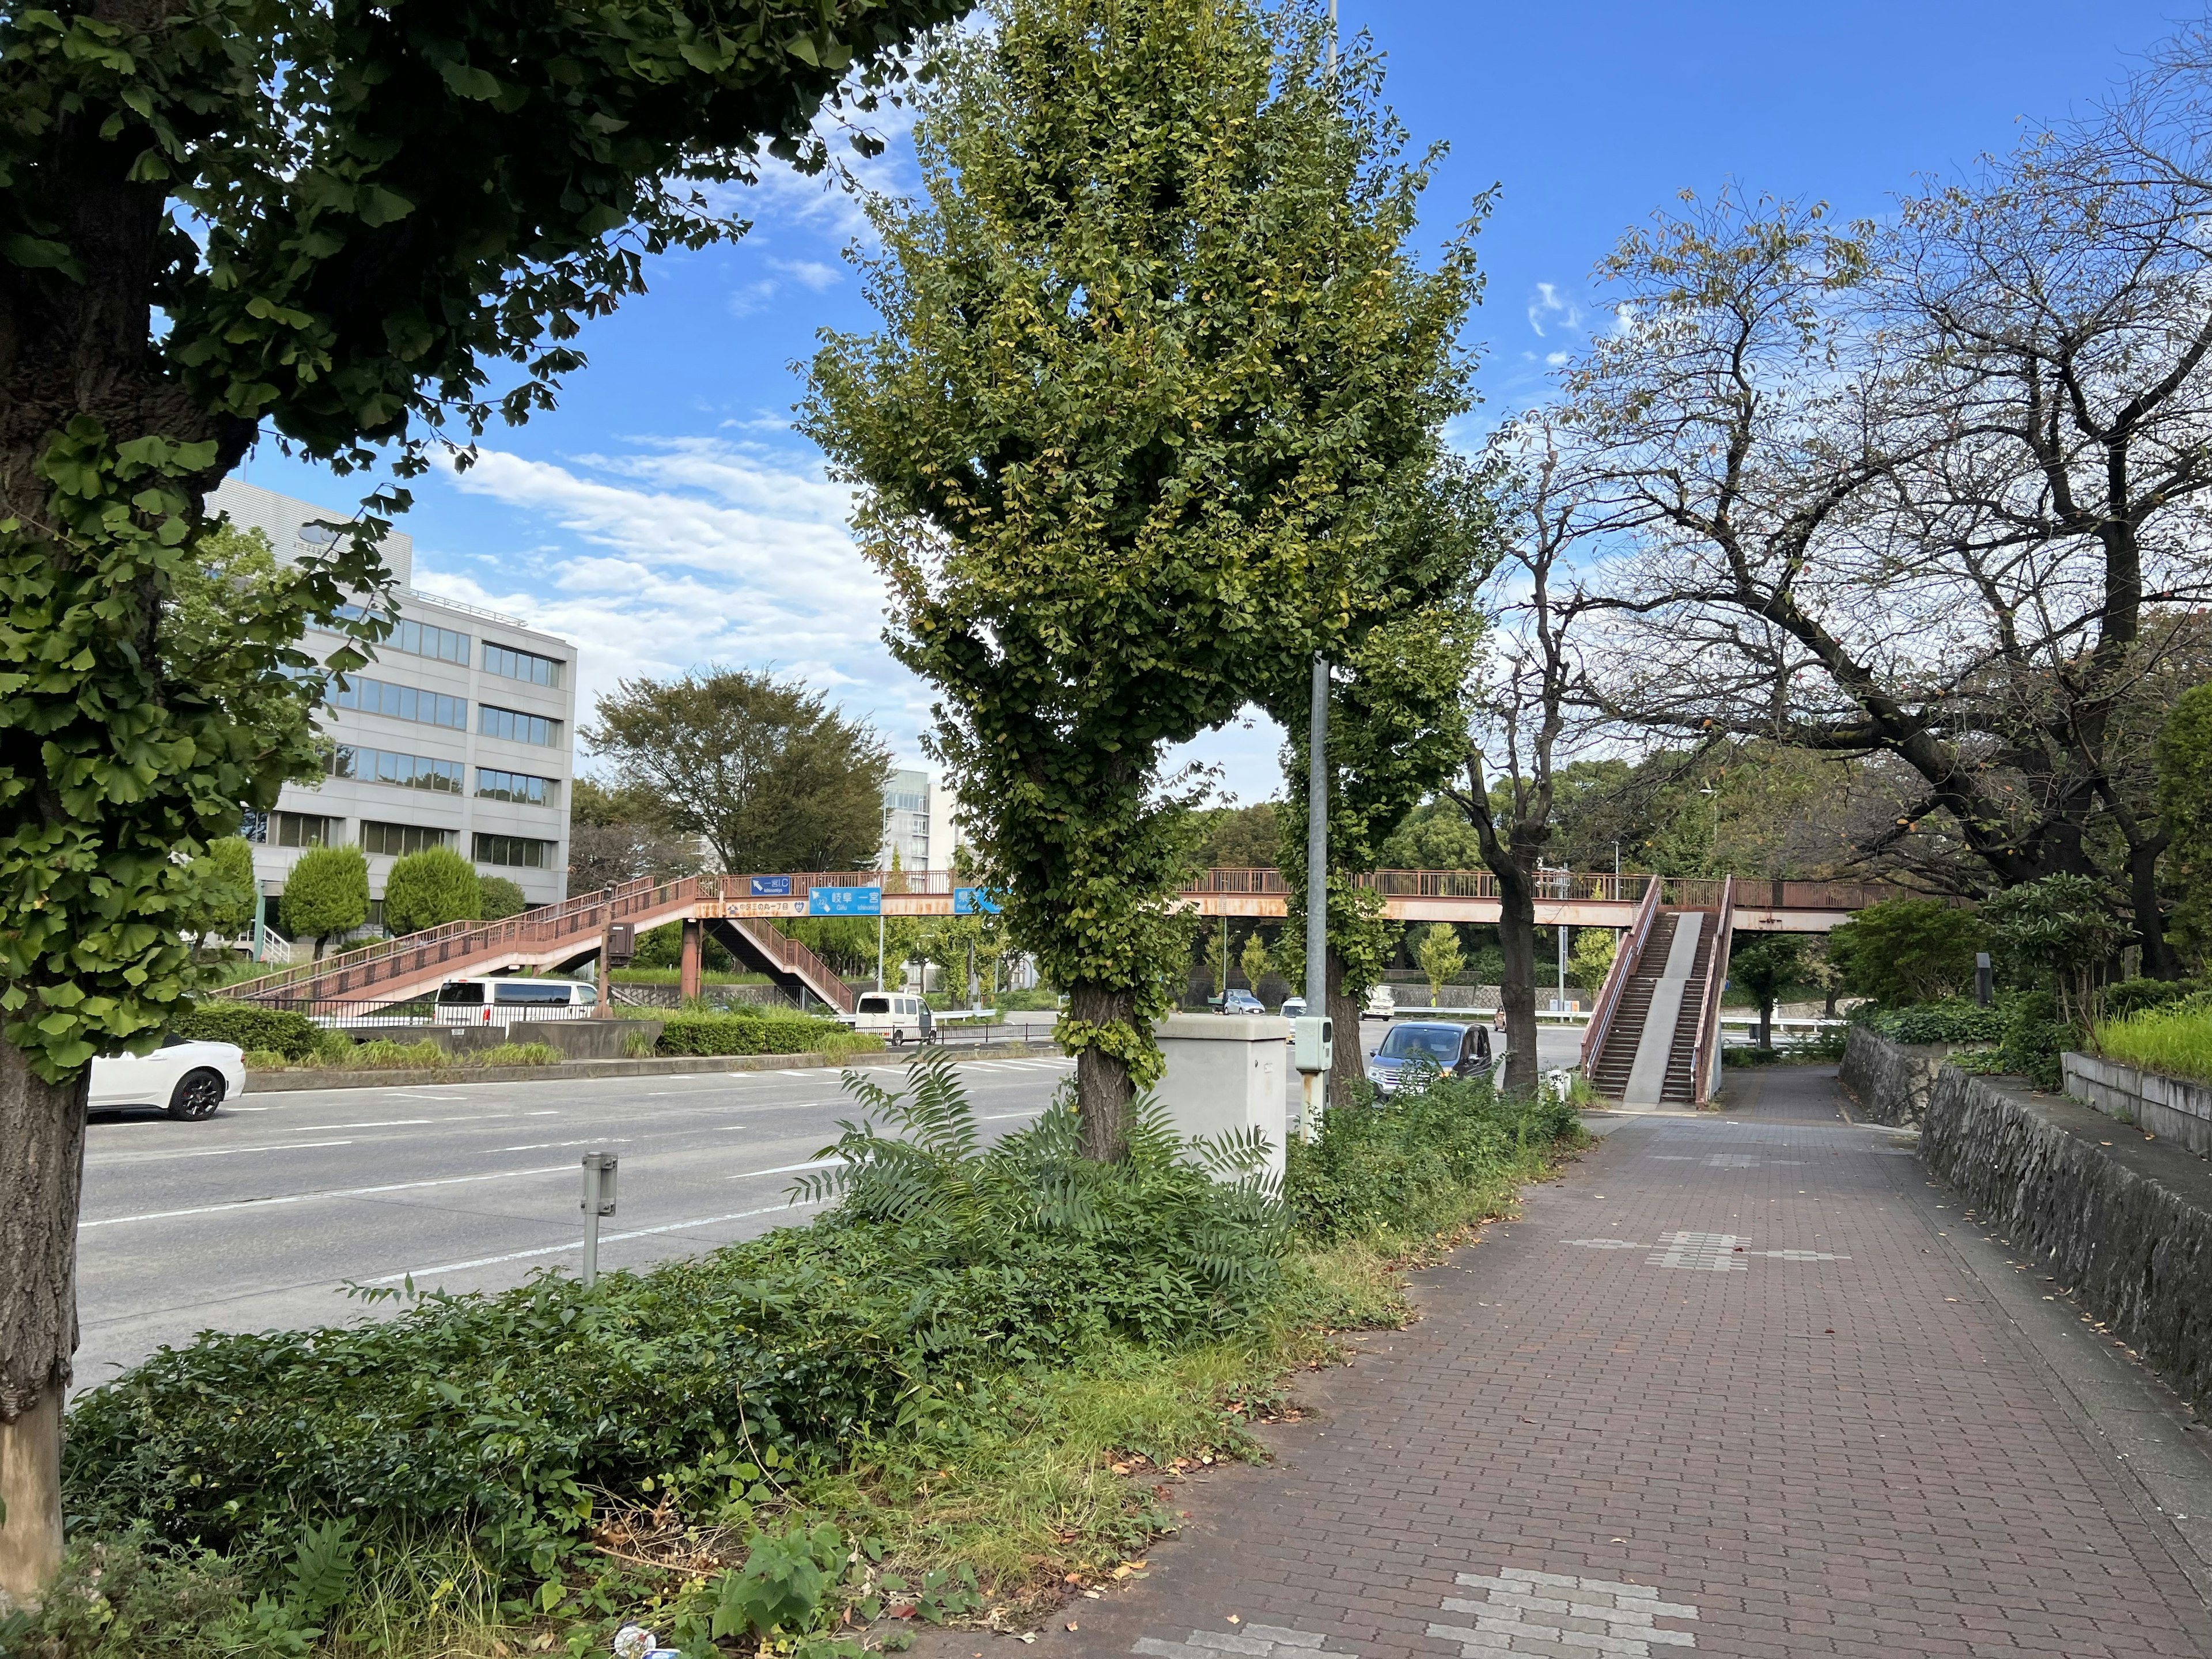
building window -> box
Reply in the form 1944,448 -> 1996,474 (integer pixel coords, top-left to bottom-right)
315,605 -> 471,666
476,768 -> 558,807
330,745 -> 464,793
240,809 -> 270,844
273,811 -> 335,848
328,673 -> 467,729
474,833 -> 555,869
479,705 -> 561,747
360,821 -> 456,857
483,642 -> 564,687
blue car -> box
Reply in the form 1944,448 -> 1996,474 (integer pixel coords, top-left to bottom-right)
1366,1020 -> 1492,1096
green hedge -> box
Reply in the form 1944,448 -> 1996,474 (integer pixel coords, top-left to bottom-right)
1850,999 -> 2005,1045
655,1011 -> 853,1056
168,1002 -> 321,1060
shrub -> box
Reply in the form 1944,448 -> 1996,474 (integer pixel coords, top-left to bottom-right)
478,875 -> 529,921
2100,977 -> 2206,1020
474,1042 -> 562,1067
1984,874 -> 2130,1021
2095,995 -> 2212,1085
62,1055 -> 1290,1581
240,1048 -> 290,1071
168,1002 -> 321,1059
1851,999 -> 2005,1046
1287,1074 -> 1577,1245
381,846 -> 482,937
1996,990 -> 2074,1089
656,1011 -> 854,1057
280,844 -> 369,955
1828,897 -> 1986,1004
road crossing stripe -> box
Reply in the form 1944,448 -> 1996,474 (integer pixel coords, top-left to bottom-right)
81,1163 -> 577,1228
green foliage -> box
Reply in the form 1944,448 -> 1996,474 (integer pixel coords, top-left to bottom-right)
1415,923 -> 1465,1002
349,1038 -> 449,1070
179,835 -> 260,941
1193,804 -> 1282,870
710,1523 -> 846,1639
1983,874 -> 2130,1021
1202,926 -> 1230,1001
278,844 -> 369,952
1995,990 -> 2074,1090
1287,1075 -> 1577,1245
656,1011 -> 857,1056
632,920 -> 735,972
1376,798 -> 1488,871
1827,897 -> 1987,1005
1238,930 -> 1274,997
1850,999 -> 2005,1045
0,1531 -> 246,1659
1727,934 -> 1806,1038
1566,927 -> 1615,991
584,668 -> 893,876
2096,994 -> 2212,1085
476,876 -> 529,922
380,845 -> 482,937
2160,683 -> 2212,967
2102,977 -> 2207,1020
476,1042 -> 562,1068
803,0 -> 1483,1130
166,1001 -> 320,1059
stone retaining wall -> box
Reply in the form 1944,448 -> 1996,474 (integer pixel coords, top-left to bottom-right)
1837,1026 -> 1952,1126
1921,1065 -> 2212,1417
2064,1051 -> 2212,1157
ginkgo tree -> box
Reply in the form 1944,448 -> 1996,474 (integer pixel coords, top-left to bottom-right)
0,0 -> 961,1597
805,0 -> 1482,1157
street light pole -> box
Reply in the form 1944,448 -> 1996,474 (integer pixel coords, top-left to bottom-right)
1301,652 -> 1330,1132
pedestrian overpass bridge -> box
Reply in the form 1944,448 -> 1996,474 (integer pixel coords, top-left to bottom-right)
224,868 -> 1904,1020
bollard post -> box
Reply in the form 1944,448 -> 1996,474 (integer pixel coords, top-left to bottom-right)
1975,952 -> 1994,1007
580,1152 -> 619,1286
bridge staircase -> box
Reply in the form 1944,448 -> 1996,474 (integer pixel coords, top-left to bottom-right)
1582,877 -> 1737,1108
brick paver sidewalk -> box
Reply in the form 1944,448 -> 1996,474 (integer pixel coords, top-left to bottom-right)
945,1066 -> 2212,1658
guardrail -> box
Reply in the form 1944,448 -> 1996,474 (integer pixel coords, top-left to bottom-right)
1581,876 -> 1664,1074
1691,876 -> 1737,1106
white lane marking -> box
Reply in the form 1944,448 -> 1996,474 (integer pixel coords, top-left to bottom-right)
366,1196 -> 834,1283
90,1139 -> 357,1164
727,1158 -> 840,1181
980,1109 -> 1044,1122
496,1138 -> 633,1153
80,1164 -> 576,1228
286,1119 -> 434,1132
526,1110 -> 558,1116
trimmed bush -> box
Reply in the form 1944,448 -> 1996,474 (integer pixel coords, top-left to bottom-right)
381,845 -> 482,937
1851,999 -> 2005,1045
280,843 -> 369,953
169,1002 -> 321,1060
478,875 -> 528,921
656,1011 -> 853,1056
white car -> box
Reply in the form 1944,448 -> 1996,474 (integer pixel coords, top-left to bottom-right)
844,991 -> 936,1046
89,1036 -> 245,1120
1363,986 -> 1396,1020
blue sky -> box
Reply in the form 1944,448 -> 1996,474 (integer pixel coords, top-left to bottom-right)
233,0 -> 2190,807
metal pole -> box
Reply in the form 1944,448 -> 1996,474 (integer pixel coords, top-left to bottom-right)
1558,915 -> 1568,1012
1327,0 -> 1337,71
1304,652 -> 1329,1130
582,1210 -> 600,1288
876,911 -> 884,991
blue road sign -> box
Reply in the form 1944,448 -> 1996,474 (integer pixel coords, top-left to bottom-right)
953,887 -> 1003,915
750,875 -> 793,896
808,884 -> 882,916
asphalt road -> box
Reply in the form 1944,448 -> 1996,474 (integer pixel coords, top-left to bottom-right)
73,1019 -> 1587,1392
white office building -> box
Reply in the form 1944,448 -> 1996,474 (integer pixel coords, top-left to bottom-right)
212,479 -> 578,922
879,767 -> 962,872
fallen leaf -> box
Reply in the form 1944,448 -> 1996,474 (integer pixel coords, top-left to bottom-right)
1113,1566 -> 1133,1580
1228,1615 -> 1242,1624
1130,1561 -> 1147,1569
1084,1590 -> 1103,1600
1067,1624 -> 1080,1632
1065,1574 -> 1081,1584
492,1646 -> 511,1658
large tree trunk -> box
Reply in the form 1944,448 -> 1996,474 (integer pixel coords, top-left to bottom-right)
1325,944 -> 1363,1096
2128,838 -> 2179,980
0,1046 -> 86,1603
1495,866 -> 1540,1096
1066,980 -> 1135,1161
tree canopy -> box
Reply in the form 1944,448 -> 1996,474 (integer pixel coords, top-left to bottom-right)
584,669 -> 892,876
805,0 -> 1483,1152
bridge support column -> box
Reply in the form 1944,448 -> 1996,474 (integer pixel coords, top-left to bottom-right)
680,919 -> 703,1002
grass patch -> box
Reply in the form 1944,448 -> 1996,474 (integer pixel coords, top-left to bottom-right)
2096,994 -> 2212,1085
30,1059 -> 1576,1659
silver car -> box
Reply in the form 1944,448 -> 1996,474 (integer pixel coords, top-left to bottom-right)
1366,1020 -> 1491,1097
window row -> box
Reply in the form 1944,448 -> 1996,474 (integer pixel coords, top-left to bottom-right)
483,641 -> 564,687
479,704 -> 560,747
329,745 -> 464,793
240,812 -> 556,872
475,767 -> 558,806
328,673 -> 468,730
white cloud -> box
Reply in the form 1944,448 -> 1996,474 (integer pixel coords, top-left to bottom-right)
772,257 -> 844,291
422,440 -> 931,753
727,279 -> 779,319
1546,350 -> 1570,367
1527,281 -> 1582,339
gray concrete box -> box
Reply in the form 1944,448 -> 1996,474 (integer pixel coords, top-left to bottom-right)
2065,1050 -> 2212,1156
1153,1013 -> 1292,1185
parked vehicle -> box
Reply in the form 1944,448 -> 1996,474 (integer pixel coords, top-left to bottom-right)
435,977 -> 596,1024
846,991 -> 935,1046
1364,986 -> 1396,1020
1280,996 -> 1307,1020
1365,1020 -> 1490,1096
88,1036 -> 245,1120
1219,990 -> 1265,1015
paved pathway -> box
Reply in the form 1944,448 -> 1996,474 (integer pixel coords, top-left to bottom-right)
952,1065 -> 2212,1658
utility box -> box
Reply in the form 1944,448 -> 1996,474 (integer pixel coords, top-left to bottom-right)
1153,1014 -> 1292,1187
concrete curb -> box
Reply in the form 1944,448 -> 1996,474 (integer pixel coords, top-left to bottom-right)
243,1039 -> 1065,1093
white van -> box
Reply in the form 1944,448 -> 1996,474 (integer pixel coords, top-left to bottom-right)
846,991 -> 935,1046
435,977 -> 596,1024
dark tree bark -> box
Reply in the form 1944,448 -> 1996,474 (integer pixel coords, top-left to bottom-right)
1067,980 -> 1135,1161
1326,944 -> 1362,1094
